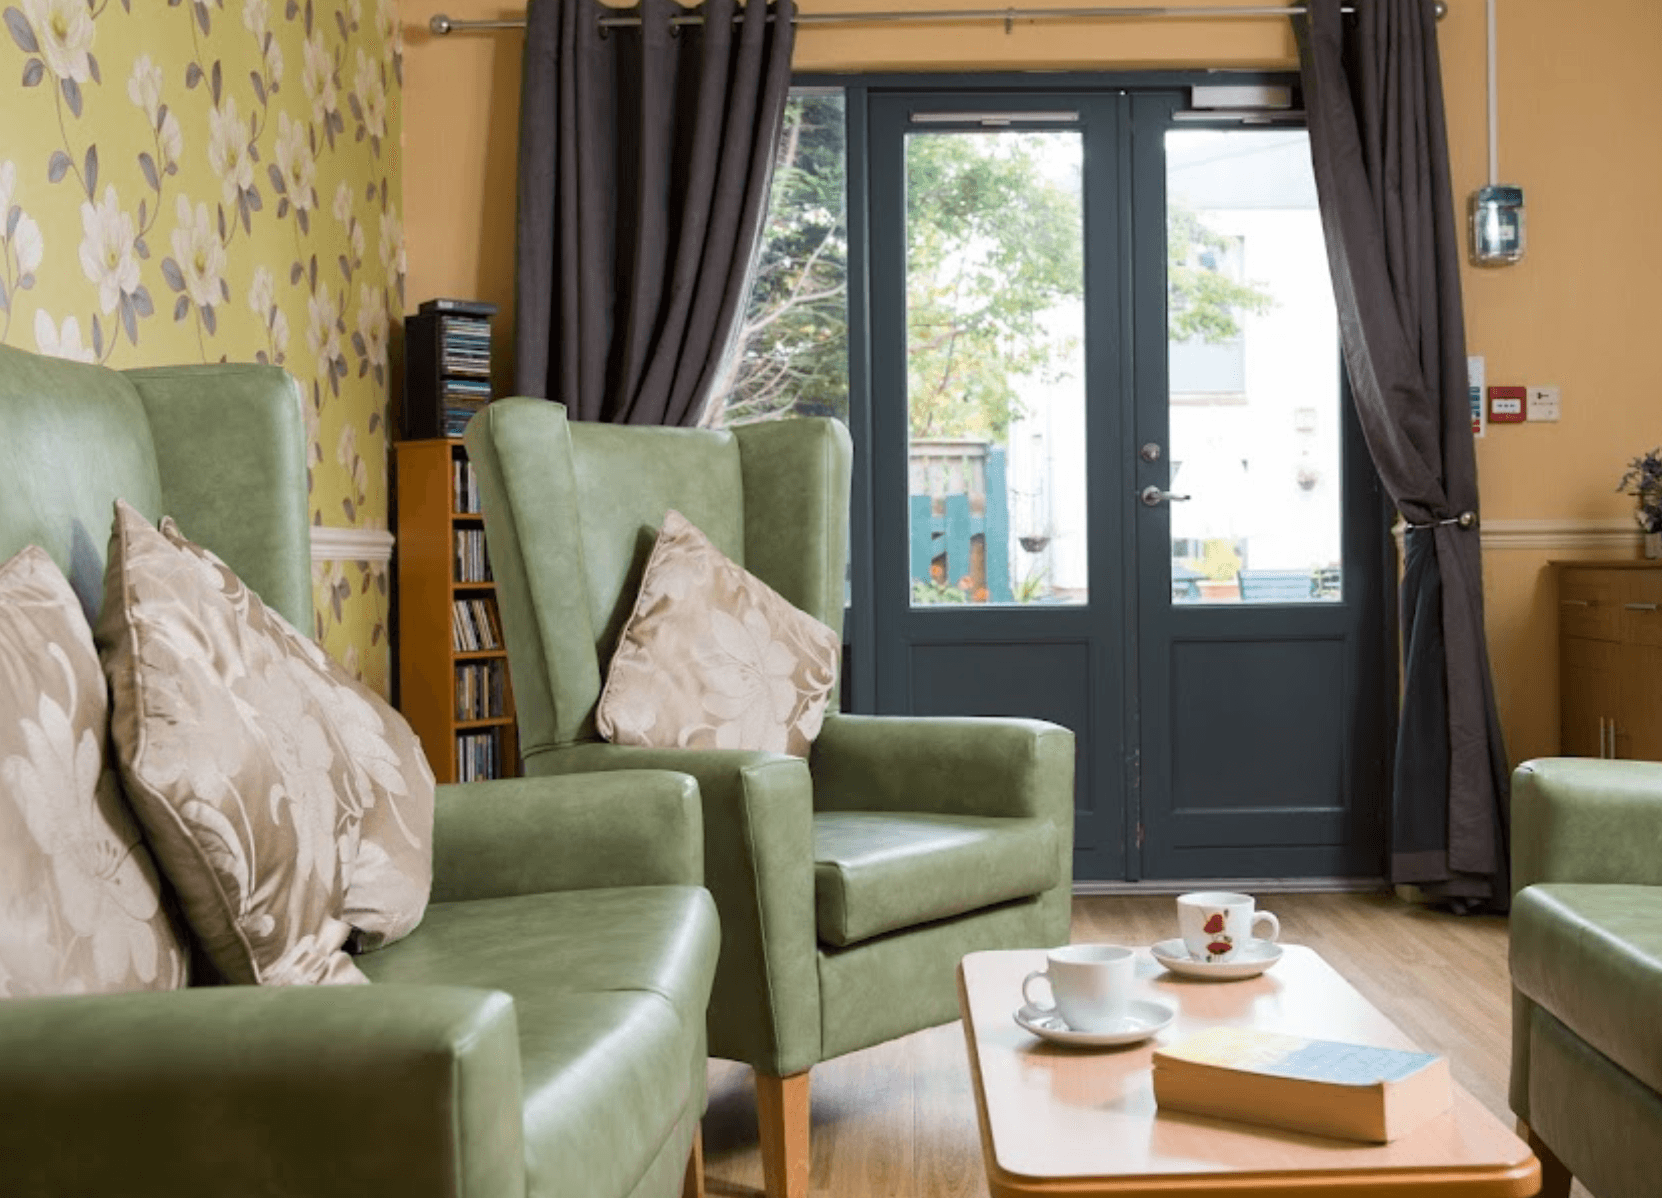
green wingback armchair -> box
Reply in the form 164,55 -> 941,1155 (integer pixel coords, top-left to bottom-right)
1509,757 -> 1662,1198
466,397 -> 1075,1198
0,344 -> 719,1198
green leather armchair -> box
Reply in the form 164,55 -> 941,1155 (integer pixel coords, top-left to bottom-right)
1509,757 -> 1662,1198
466,397 -> 1075,1198
0,344 -> 719,1198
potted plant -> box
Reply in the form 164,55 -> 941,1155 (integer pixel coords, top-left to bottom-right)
1618,448 -> 1662,558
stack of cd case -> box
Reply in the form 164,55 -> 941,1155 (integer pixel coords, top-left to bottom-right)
402,298 -> 500,441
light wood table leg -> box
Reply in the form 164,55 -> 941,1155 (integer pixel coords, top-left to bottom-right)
1517,1120 -> 1572,1198
757,1070 -> 810,1198
680,1122 -> 704,1198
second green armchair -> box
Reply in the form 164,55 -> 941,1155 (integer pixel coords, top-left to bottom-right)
466,398 -> 1074,1198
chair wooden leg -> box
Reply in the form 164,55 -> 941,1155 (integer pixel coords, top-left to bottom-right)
756,1070 -> 810,1198
680,1122 -> 704,1198
1517,1120 -> 1573,1198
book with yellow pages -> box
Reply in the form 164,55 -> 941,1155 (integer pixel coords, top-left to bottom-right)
1151,1027 -> 1452,1143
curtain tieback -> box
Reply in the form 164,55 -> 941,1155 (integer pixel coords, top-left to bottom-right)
1404,511 -> 1477,531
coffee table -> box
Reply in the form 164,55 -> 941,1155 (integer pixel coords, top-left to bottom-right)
957,946 -> 1540,1196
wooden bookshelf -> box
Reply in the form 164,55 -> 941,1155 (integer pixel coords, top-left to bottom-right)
395,438 -> 519,783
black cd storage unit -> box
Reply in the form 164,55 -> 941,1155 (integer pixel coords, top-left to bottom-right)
401,297 -> 498,440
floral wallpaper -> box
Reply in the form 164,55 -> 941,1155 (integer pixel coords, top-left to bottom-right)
0,0 -> 402,696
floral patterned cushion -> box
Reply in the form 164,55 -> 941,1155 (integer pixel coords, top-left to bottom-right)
157,517 -> 434,953
597,509 -> 840,758
96,501 -> 430,985
0,545 -> 189,997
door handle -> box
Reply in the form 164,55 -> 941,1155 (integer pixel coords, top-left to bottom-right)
1140,486 -> 1192,508
1624,602 -> 1659,612
1560,599 -> 1592,608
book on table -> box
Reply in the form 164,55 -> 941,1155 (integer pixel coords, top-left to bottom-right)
1151,1027 -> 1451,1144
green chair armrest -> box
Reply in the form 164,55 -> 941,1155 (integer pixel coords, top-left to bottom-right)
811,713 -> 1076,823
1513,758 -> 1662,895
533,743 -> 821,1076
0,984 -> 523,1198
431,771 -> 703,902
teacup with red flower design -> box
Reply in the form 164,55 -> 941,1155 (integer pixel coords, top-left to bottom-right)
1176,891 -> 1280,963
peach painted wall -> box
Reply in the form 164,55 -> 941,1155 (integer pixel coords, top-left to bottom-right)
398,0 -> 1662,766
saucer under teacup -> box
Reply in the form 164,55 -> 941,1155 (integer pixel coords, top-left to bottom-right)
1013,998 -> 1175,1047
1150,937 -> 1283,981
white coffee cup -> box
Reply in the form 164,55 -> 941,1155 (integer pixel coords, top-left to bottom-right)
1176,891 -> 1280,964
1020,944 -> 1135,1032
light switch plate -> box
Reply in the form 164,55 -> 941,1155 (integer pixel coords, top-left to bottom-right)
1528,384 -> 1561,422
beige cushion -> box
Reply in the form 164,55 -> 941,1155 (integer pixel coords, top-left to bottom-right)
158,518 -> 435,952
0,546 -> 189,997
597,509 -> 839,757
98,501 -> 418,984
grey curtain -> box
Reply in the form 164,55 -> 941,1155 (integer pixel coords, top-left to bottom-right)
1294,0 -> 1510,906
515,0 -> 795,425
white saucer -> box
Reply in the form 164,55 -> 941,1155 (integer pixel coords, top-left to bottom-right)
1151,937 -> 1284,981
1013,998 -> 1175,1047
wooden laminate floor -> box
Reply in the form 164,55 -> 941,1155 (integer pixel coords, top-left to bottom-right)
702,891 -> 1591,1198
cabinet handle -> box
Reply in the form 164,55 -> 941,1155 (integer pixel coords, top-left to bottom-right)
1561,599 -> 1592,607
1625,602 -> 1659,612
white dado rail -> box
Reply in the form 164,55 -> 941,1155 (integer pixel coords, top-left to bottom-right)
310,526 -> 395,564
1391,517 -> 1645,554
1479,517 -> 1645,552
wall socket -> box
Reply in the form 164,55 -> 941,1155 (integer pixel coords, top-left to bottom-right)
1528,385 -> 1561,422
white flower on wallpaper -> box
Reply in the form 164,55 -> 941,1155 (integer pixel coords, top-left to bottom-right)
129,57 -> 184,185
78,185 -> 138,314
350,46 -> 385,150
22,0 -> 93,84
353,280 -> 386,383
306,284 -> 345,395
207,94 -> 259,226
127,53 -> 160,120
1,160 -> 44,343
378,206 -> 403,304
10,210 -> 42,274
375,0 -> 401,83
33,310 -> 92,362
167,195 -> 227,320
272,111 -> 316,230
301,28 -> 340,144
248,264 -> 288,366
331,179 -> 351,224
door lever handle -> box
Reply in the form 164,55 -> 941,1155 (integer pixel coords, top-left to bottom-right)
1140,486 -> 1192,508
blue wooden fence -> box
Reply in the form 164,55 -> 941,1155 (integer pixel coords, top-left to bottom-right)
909,446 -> 1012,602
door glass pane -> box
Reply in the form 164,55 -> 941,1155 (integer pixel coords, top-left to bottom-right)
703,89 -> 848,429
905,130 -> 1087,607
1166,129 -> 1342,606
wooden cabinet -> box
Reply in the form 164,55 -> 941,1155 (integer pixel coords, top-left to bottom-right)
1557,561 -> 1662,760
395,438 -> 519,783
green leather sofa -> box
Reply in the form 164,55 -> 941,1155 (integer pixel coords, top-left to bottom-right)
1510,757 -> 1662,1198
466,398 -> 1075,1198
0,343 -> 719,1198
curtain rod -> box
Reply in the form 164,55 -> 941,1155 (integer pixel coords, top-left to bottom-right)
428,3 -> 1446,34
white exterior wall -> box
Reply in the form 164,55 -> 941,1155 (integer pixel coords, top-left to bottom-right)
1170,206 -> 1343,573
